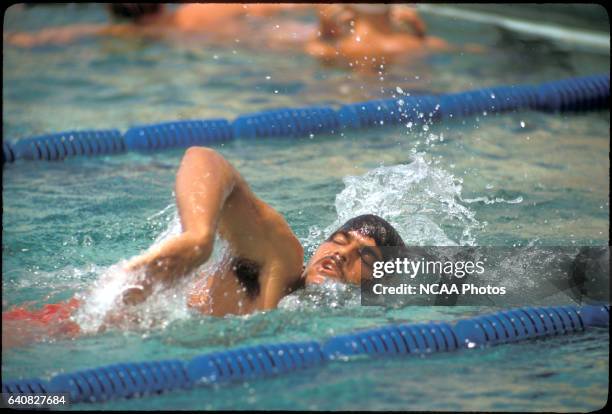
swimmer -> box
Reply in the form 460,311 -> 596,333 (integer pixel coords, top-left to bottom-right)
122,147 -> 405,316
2,146 -> 405,346
306,4 -> 453,69
6,3 -> 315,48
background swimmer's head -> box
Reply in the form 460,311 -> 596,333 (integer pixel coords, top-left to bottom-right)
107,3 -> 165,24
303,214 -> 405,285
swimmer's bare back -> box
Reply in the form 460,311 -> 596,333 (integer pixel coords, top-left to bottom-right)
123,147 -> 304,315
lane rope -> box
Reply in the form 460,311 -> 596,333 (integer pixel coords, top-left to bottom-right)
3,74 -> 609,164
2,304 -> 608,404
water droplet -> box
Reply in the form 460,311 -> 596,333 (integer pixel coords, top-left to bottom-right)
520,121 -> 525,128
396,86 -> 404,94
265,75 -> 271,80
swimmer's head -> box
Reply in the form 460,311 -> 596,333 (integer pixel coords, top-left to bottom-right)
303,214 -> 405,285
107,3 -> 165,23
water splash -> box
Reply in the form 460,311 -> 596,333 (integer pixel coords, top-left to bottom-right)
462,196 -> 524,205
278,279 -> 360,311
303,153 -> 481,257
73,207 -> 231,333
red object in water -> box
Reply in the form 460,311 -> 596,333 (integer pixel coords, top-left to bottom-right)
2,298 -> 83,348
3,297 -> 81,327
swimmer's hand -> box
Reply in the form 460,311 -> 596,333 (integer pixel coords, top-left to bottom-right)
122,231 -> 213,305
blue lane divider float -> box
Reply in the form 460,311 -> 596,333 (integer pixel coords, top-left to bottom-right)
2,74 -> 608,164
3,141 -> 16,164
337,95 -> 442,129
9,129 -> 124,162
232,106 -> 340,139
2,304 -> 608,404
124,119 -> 233,152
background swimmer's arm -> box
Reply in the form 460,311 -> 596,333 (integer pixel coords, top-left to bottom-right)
5,23 -> 133,47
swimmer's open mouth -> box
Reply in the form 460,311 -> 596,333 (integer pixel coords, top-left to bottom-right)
317,256 -> 344,280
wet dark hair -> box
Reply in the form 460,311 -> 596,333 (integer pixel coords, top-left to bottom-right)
108,3 -> 163,22
328,214 -> 405,248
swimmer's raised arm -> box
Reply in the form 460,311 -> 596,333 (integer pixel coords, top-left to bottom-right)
122,147 -> 237,302
123,147 -> 304,308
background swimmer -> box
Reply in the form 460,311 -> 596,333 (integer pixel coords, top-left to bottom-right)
6,3 -> 478,71
5,3 -> 314,47
306,4 -> 477,70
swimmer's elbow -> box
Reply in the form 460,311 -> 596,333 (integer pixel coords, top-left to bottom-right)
184,145 -> 220,159
184,146 -> 234,174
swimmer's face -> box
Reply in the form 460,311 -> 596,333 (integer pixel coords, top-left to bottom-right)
304,230 -> 383,285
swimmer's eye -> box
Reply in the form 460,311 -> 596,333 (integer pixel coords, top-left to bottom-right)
331,232 -> 349,245
360,247 -> 380,268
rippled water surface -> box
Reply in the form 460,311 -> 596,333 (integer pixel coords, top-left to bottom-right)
2,4 -> 609,411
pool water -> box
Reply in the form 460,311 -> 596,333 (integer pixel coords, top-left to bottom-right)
2,4 -> 609,411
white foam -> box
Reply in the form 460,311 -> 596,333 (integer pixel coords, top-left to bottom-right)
303,153 -> 481,256
73,206 -> 231,333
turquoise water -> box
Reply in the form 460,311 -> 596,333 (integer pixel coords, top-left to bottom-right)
2,4 -> 609,411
